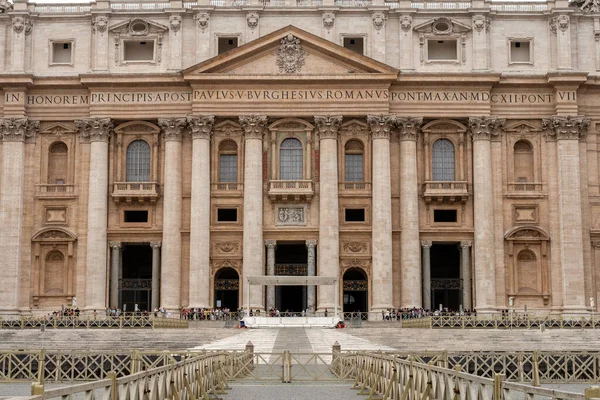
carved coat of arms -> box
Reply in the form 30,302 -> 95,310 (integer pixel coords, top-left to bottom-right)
276,34 -> 306,74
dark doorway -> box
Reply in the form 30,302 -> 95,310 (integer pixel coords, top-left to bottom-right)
214,267 -> 239,310
274,243 -> 307,313
343,268 -> 368,313
120,244 -> 152,312
430,243 -> 461,311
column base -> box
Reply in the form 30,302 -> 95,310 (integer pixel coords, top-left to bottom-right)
561,306 -> 591,318
474,306 -> 500,317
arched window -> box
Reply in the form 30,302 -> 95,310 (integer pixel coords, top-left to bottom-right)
345,140 -> 364,182
126,140 -> 151,182
280,138 -> 303,180
219,140 -> 238,183
44,250 -> 65,294
517,249 -> 537,293
48,142 -> 68,184
513,140 -> 534,183
432,139 -> 455,181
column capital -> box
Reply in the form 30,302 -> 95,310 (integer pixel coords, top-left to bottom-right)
396,117 -> 423,142
0,118 -> 39,143
75,117 -> 113,143
150,241 -> 162,249
187,115 -> 214,140
109,241 -> 122,250
265,239 -> 277,249
460,240 -> 473,248
542,116 -> 590,141
306,239 -> 317,248
468,116 -> 506,141
239,115 -> 268,139
367,114 -> 395,140
421,240 -> 432,248
314,115 -> 343,140
158,117 -> 187,142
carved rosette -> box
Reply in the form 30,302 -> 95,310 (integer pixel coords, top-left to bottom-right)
372,12 -> 387,31
92,16 -> 108,33
396,117 -> 423,142
367,114 -> 395,140
0,118 -> 39,143
314,115 -> 343,140
468,117 -> 506,141
195,13 -> 209,31
169,15 -> 182,32
542,116 -> 590,141
239,115 -> 268,139
158,117 -> 187,142
400,15 -> 412,32
75,118 -> 112,143
323,13 -> 335,30
12,16 -> 32,35
276,34 -> 306,74
187,115 -> 214,140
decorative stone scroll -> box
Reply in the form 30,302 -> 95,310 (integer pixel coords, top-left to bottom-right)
187,115 -> 214,140
314,115 -> 343,139
468,116 -> 506,141
92,16 -> 108,33
12,17 -> 32,35
214,242 -> 240,253
158,117 -> 186,142
246,12 -> 259,29
542,116 -> 590,141
276,34 -> 306,74
549,15 -> 569,34
75,118 -> 113,143
396,117 -> 423,141
342,241 -> 368,253
239,115 -> 268,139
570,0 -> 599,13
0,118 -> 39,143
277,207 -> 305,225
195,13 -> 209,31
372,12 -> 387,30
472,15 -> 490,33
367,114 -> 395,140
169,15 -> 182,32
400,16 -> 412,32
323,13 -> 335,30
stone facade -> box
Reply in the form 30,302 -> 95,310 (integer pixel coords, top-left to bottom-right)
0,0 -> 599,316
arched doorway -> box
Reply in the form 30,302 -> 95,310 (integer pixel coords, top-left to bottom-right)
343,268 -> 368,313
214,267 -> 239,310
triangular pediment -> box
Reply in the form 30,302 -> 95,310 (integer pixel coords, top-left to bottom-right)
109,18 -> 168,34
413,17 -> 472,34
183,25 -> 398,80
505,120 -> 542,134
40,122 -> 74,135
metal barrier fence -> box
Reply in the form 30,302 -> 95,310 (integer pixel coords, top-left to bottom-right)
0,316 -> 188,329
401,315 -> 600,329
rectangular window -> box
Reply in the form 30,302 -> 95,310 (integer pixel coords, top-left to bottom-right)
427,39 -> 458,61
124,210 -> 149,223
218,37 -> 238,54
345,208 -> 366,222
217,208 -> 238,222
52,42 -> 72,64
343,37 -> 364,55
510,40 -> 532,63
219,154 -> 238,182
345,154 -> 364,182
123,40 -> 155,61
433,209 -> 457,223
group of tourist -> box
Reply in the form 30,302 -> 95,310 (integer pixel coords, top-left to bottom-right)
178,307 -> 234,320
373,308 -> 478,320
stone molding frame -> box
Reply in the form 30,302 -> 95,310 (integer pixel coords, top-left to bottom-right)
109,18 -> 168,65
414,17 -> 471,64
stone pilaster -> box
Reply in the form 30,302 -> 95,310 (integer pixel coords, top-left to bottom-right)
194,12 -> 210,62
265,240 -> 276,310
158,117 -> 186,310
109,241 -> 122,309
306,239 -> 317,313
75,117 -> 112,312
91,15 -> 109,71
550,14 -> 572,70
469,116 -> 505,314
421,241 -> 432,310
168,14 -> 183,70
240,115 -> 268,310
150,242 -> 161,310
396,116 -> 423,308
10,16 -> 31,72
0,118 -> 39,315
314,115 -> 343,311
188,115 -> 214,308
399,15 -> 414,70
460,241 -> 472,310
367,114 -> 395,311
543,116 -> 591,314
472,15 -> 490,70
371,12 -> 387,62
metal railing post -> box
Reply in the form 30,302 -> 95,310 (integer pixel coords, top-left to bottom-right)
532,351 -> 540,387
493,373 -> 504,400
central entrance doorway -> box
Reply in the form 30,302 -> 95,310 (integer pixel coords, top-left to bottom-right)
275,242 -> 307,312
120,244 -> 153,312
430,243 -> 461,311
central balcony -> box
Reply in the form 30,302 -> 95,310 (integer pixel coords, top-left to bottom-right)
268,180 -> 314,202
35,184 -> 77,199
112,182 -> 160,203
422,181 -> 469,203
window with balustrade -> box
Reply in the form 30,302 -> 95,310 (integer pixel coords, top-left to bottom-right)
513,140 -> 533,183
280,138 -> 303,180
126,140 -> 151,182
218,140 -> 238,183
344,140 -> 364,182
431,139 -> 455,181
47,141 -> 68,185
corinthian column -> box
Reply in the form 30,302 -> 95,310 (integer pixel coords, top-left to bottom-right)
306,239 -> 317,312
158,117 -> 187,311
460,241 -> 472,310
469,117 -> 505,314
396,117 -> 423,308
421,240 -> 432,310
0,118 -> 38,315
265,240 -> 276,310
109,241 -> 122,309
240,115 -> 268,310
75,118 -> 112,312
367,115 -> 395,311
543,116 -> 591,315
314,115 -> 343,312
188,115 -> 214,308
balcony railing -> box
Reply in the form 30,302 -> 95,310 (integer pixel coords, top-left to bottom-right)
339,181 -> 372,192
423,181 -> 469,203
211,182 -> 243,192
506,182 -> 545,198
268,180 -> 314,201
35,184 -> 76,198
112,182 -> 160,203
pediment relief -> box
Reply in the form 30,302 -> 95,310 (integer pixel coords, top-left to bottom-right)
32,227 -> 77,242
109,18 -> 168,35
40,122 -> 74,135
422,119 -> 467,133
269,118 -> 313,131
340,119 -> 369,135
115,121 -> 160,134
214,120 -> 242,136
505,225 -> 550,241
413,17 -> 472,35
505,121 -> 542,135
